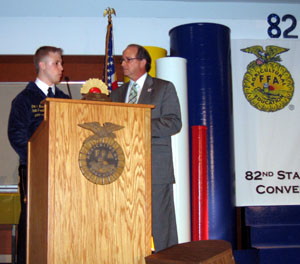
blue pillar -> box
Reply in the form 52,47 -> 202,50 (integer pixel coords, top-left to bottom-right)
169,23 -> 236,246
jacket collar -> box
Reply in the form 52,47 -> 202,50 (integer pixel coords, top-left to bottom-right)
138,74 -> 154,104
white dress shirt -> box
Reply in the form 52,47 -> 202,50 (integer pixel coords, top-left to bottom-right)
35,78 -> 55,96
125,73 -> 147,103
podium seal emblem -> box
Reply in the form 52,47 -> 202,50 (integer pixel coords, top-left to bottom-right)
78,122 -> 125,185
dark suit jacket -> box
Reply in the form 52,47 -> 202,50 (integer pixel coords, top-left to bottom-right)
110,74 -> 182,184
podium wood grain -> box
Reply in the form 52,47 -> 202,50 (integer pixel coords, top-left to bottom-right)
27,99 -> 153,264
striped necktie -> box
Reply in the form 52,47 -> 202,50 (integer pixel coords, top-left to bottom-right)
47,87 -> 54,98
128,83 -> 138,104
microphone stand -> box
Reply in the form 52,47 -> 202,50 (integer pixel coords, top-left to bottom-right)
64,76 -> 72,99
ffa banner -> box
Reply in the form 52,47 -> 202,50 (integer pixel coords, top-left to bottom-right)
232,39 -> 300,206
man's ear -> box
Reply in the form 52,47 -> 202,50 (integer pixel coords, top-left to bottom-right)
141,58 -> 147,68
39,61 -> 46,71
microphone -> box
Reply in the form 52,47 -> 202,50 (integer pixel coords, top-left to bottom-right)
64,76 -> 73,99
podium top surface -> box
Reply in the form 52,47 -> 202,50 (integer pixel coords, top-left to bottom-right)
43,98 -> 155,109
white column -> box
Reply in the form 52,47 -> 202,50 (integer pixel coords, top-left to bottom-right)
156,57 -> 191,243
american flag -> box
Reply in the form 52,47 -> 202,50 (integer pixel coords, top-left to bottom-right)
103,21 -> 118,91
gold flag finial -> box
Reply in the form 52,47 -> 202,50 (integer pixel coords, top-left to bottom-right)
103,7 -> 116,23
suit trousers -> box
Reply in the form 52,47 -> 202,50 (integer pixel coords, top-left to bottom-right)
17,165 -> 27,264
152,184 -> 178,252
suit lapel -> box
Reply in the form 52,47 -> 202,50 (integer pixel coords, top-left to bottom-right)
120,82 -> 129,101
138,75 -> 153,104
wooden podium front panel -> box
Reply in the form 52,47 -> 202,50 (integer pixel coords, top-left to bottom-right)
28,99 -> 152,264
27,122 -> 49,263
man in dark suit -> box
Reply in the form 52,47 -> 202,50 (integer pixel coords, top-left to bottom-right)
110,44 -> 182,252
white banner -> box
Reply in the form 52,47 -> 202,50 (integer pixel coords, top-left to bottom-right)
232,39 -> 300,206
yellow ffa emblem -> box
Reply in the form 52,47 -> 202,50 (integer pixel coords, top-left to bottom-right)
78,122 -> 125,185
241,45 -> 294,112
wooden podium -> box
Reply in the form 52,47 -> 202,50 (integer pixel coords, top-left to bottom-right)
27,98 -> 153,264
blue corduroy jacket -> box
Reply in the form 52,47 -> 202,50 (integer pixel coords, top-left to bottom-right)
8,81 -> 69,165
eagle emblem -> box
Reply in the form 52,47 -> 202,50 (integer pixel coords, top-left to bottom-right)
241,45 -> 294,112
78,122 -> 125,185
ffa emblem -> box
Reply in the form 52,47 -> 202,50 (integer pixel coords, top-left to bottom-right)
78,122 -> 125,185
241,45 -> 294,112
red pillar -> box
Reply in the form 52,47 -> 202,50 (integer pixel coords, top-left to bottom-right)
192,125 -> 208,241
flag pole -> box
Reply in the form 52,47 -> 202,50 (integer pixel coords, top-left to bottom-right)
103,7 -> 117,91
103,7 -> 116,24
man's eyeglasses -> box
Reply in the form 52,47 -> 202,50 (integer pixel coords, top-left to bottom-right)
121,57 -> 141,63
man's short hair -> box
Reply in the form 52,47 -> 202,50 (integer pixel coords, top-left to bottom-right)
127,44 -> 151,72
33,46 -> 63,73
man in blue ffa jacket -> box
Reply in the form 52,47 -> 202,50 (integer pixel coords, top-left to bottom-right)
110,44 -> 182,252
8,46 -> 69,264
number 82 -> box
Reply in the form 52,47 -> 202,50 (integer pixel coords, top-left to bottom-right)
267,13 -> 298,39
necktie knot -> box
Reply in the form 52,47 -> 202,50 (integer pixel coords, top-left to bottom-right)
128,83 -> 138,104
47,87 -> 54,98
